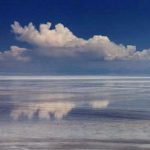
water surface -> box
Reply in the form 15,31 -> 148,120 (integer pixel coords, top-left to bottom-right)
0,76 -> 150,149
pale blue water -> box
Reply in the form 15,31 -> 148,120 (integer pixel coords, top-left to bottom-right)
0,76 -> 150,149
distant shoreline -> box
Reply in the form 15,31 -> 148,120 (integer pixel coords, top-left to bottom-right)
0,75 -> 150,80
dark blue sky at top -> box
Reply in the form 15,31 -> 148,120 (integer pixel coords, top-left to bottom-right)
1,0 -> 150,51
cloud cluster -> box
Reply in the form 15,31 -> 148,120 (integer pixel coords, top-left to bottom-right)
1,21 -> 150,74
11,21 -> 150,60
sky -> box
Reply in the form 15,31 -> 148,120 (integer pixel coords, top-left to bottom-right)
1,0 -> 150,75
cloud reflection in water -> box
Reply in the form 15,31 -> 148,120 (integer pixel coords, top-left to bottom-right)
10,102 -> 75,120
90,100 -> 109,109
10,100 -> 110,121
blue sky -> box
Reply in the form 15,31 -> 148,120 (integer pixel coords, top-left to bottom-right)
1,0 -> 150,74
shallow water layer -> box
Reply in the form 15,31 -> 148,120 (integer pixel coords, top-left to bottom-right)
0,76 -> 150,149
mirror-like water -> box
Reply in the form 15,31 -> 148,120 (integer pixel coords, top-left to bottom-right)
0,76 -> 150,149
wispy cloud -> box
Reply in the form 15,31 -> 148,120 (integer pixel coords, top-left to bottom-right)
0,46 -> 30,62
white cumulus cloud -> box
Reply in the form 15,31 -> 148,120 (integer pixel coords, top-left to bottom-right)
11,21 -> 150,60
